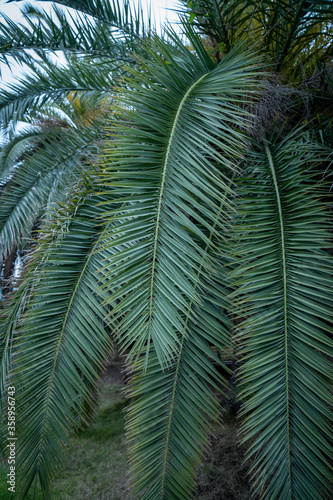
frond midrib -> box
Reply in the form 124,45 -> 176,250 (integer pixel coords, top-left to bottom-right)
264,141 -> 292,496
147,71 -> 209,362
32,226 -> 103,471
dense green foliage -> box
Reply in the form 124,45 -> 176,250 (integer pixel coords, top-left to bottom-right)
0,1 -> 332,499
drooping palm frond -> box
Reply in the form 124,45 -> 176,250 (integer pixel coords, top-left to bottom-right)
0,2 -> 137,74
0,127 -> 43,183
0,277 -> 31,400
100,30 -> 261,368
93,32 -> 262,498
0,121 -> 102,264
0,54 -> 116,132
231,130 -> 333,500
126,249 -> 233,499
8,194 -> 116,498
179,0 -> 257,54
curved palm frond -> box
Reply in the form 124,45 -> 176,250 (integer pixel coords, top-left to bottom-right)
232,130 -> 333,499
0,127 -> 42,183
126,251 -> 233,498
0,123 -> 101,263
100,31 -> 261,367
0,3 -> 136,72
9,194 -> 115,498
0,279 -> 31,399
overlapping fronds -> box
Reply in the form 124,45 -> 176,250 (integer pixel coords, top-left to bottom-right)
0,127 -> 42,183
0,56 -> 115,132
8,195 -> 115,498
37,0 -> 149,38
259,0 -> 333,73
0,122 -> 101,263
179,0 -> 257,52
127,260 -> 233,499
100,31 -> 261,367
231,130 -> 333,499
1,2 -> 332,499
0,1 -> 137,73
181,0 -> 333,76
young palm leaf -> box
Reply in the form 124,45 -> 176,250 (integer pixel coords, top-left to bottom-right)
232,130 -> 333,500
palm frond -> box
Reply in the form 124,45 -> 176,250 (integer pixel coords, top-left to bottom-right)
178,0 -> 261,53
0,280 -> 30,400
10,195 -> 114,498
231,130 -> 333,499
0,56 -> 115,132
0,124 -> 101,263
127,269 -> 232,499
100,32 -> 261,367
249,0 -> 333,75
0,127 -> 42,183
0,3 -> 135,73
179,1 -> 333,76
36,0 -> 150,37
124,165 -> 234,498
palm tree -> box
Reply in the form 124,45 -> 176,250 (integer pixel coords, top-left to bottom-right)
0,1 -> 332,499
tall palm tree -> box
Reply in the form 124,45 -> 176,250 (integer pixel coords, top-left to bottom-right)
0,1 -> 332,499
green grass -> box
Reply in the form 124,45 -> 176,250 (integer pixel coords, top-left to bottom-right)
0,382 -> 129,500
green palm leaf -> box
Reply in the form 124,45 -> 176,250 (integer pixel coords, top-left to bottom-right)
232,130 -> 333,499
0,280 -> 31,400
181,0 -> 333,76
101,32 -> 261,367
0,123 -> 101,263
36,0 -> 149,37
0,57 -> 115,132
0,128 -> 43,183
0,3 -> 136,74
10,195 -> 115,498
125,222 -> 233,498
249,0 -> 333,75
179,0 -> 256,52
